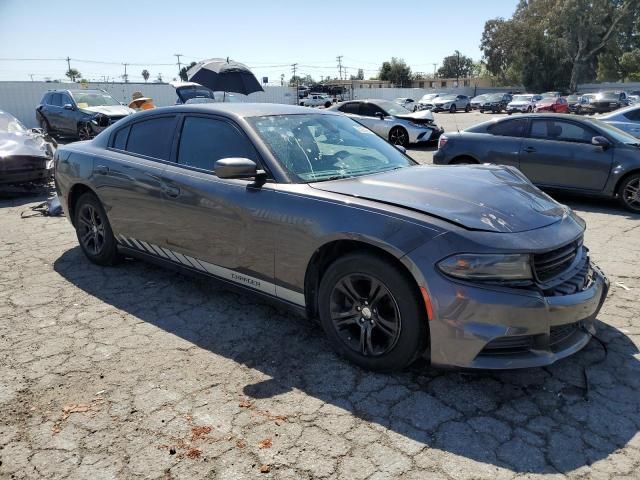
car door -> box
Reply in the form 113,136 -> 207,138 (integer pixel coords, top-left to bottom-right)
484,118 -> 528,169
45,93 -> 64,133
519,118 -> 613,191
357,102 -> 391,137
59,93 -> 77,135
95,115 -> 179,248
157,114 -> 276,291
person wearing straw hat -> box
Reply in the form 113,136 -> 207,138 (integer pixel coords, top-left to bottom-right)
128,91 -> 155,111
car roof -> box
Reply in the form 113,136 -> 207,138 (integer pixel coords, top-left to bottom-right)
130,102 -> 339,119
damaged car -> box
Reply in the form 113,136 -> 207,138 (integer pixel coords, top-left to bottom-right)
329,99 -> 443,147
36,89 -> 135,141
56,104 -> 609,371
0,110 -> 56,186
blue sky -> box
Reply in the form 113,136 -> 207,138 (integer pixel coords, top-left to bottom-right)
0,0 -> 517,83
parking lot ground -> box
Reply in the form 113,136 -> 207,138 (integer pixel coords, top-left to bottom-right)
2,141 -> 640,478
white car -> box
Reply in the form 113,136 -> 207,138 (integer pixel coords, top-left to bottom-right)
394,98 -> 417,112
301,94 -> 332,108
598,104 -> 640,138
328,99 -> 443,147
506,94 -> 543,114
417,93 -> 443,110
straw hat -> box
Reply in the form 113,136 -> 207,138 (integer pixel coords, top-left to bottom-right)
129,91 -> 153,108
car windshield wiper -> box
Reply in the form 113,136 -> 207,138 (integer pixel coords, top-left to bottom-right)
625,142 -> 640,147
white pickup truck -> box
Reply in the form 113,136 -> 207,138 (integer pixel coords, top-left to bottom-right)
301,94 -> 333,108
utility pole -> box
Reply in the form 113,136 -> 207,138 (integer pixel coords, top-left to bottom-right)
174,53 -> 183,77
122,63 -> 129,83
432,63 -> 437,78
336,55 -> 343,81
291,63 -> 298,104
29,74 -> 34,82
456,51 -> 460,87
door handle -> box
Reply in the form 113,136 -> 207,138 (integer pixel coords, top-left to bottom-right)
162,184 -> 181,198
95,165 -> 109,175
523,146 -> 536,153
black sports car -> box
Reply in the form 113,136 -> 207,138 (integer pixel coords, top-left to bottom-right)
54,104 -> 608,371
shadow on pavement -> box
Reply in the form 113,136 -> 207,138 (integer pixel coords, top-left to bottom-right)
54,246 -> 640,474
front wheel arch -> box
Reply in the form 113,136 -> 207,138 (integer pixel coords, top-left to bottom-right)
615,170 -> 640,211
450,155 -> 480,165
304,239 -> 429,323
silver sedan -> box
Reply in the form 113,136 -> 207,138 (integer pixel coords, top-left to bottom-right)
598,104 -> 640,138
328,99 -> 443,147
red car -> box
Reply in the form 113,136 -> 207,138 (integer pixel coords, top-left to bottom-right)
534,96 -> 569,113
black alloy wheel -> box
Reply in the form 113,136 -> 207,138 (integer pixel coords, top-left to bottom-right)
619,174 -> 640,212
74,192 -> 120,265
329,273 -> 401,357
318,253 -> 427,370
78,123 -> 93,141
389,127 -> 409,148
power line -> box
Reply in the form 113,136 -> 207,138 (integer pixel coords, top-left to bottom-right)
174,54 -> 183,76
336,55 -> 343,81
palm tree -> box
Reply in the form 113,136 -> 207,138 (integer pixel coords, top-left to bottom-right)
141,69 -> 150,83
65,68 -> 81,82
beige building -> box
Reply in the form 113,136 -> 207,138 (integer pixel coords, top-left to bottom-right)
410,77 -> 497,89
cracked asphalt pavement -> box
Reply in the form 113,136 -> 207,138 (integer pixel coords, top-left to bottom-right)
1,117 -> 640,478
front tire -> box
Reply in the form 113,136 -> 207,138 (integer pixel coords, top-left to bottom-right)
77,123 -> 94,141
389,126 -> 409,148
527,106 -> 533,113
618,173 -> 640,212
465,104 -> 471,113
318,253 -> 427,371
449,104 -> 456,113
74,192 -> 121,266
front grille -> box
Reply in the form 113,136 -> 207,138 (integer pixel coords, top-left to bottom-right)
550,323 -> 580,346
533,240 -> 581,282
543,260 -> 590,296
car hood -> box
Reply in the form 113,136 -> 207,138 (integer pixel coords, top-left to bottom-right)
433,99 -> 454,104
79,105 -> 135,116
0,131 -> 53,159
310,165 -> 567,233
395,110 -> 434,122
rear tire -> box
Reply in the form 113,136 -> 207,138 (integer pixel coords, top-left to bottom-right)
74,192 -> 121,266
317,253 -> 427,371
618,173 -> 640,213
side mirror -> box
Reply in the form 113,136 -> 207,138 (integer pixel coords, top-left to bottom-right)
376,112 -> 385,120
215,158 -> 266,183
592,136 -> 612,150
63,103 -> 75,110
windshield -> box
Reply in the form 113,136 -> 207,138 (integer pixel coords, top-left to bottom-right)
486,94 -> 504,101
249,113 -> 416,182
0,111 -> 27,133
370,100 -> 411,115
437,94 -> 456,101
420,94 -> 437,102
541,92 -> 559,98
566,95 -> 579,101
512,95 -> 533,102
587,118 -> 640,145
71,91 -> 120,107
472,95 -> 488,102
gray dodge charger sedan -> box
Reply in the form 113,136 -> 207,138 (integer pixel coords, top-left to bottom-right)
55,104 -> 609,371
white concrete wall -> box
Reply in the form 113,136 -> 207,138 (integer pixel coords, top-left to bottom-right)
577,82 -> 640,93
0,82 -> 297,127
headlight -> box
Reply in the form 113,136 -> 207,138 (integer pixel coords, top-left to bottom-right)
438,253 -> 532,281
410,122 -> 428,129
442,103 -> 450,108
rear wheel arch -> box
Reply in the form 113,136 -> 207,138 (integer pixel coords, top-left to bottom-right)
67,183 -> 98,227
303,239 -> 428,322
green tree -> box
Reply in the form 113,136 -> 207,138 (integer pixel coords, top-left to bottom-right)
620,49 -> 640,80
141,69 -> 150,83
437,51 -> 474,80
179,62 -> 197,81
65,68 -> 81,82
378,57 -> 411,87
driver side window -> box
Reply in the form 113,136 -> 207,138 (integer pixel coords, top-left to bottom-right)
529,120 -> 595,143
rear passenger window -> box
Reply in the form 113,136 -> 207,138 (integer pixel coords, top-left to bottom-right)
488,119 -> 527,137
49,94 -> 62,107
339,103 -> 360,114
177,117 -> 253,172
112,126 -> 130,150
126,116 -> 176,160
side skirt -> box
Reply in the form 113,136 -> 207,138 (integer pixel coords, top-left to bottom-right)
116,245 -> 308,319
